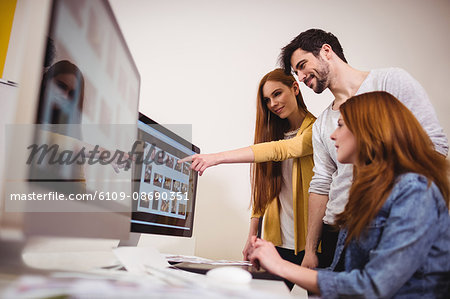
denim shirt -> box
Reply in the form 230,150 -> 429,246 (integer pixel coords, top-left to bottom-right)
317,173 -> 450,298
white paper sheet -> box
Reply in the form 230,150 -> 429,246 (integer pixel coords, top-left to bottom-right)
113,246 -> 170,274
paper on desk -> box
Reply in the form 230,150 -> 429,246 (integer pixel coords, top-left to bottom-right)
210,260 -> 252,266
113,246 -> 170,274
164,254 -> 252,266
164,254 -> 213,264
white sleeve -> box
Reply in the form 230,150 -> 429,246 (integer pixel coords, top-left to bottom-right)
384,68 -> 448,156
308,120 -> 336,195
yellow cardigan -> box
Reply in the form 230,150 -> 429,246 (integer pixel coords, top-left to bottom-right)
250,112 -> 315,254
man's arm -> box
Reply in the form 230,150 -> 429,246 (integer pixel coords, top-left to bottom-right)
301,192 -> 328,268
303,119 -> 335,268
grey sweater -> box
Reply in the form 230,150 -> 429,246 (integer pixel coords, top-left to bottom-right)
308,67 -> 448,224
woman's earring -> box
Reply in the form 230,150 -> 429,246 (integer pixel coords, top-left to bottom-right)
267,112 -> 270,133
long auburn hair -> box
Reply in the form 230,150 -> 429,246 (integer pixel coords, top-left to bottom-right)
251,68 -> 308,214
335,91 -> 449,244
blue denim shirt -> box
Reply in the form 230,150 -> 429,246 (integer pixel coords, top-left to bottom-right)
317,173 -> 450,298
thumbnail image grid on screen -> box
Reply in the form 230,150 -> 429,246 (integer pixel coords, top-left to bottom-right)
131,120 -> 197,236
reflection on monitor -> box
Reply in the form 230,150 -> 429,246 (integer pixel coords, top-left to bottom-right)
131,113 -> 199,237
1,0 -> 140,273
18,0 -> 139,239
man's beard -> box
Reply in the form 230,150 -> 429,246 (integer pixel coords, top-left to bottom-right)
313,60 -> 330,94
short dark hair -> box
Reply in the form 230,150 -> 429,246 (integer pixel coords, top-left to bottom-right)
279,29 -> 347,74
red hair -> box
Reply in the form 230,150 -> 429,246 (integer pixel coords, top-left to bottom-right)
251,69 -> 307,214
335,91 -> 449,244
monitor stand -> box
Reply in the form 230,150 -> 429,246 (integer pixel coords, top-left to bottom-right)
95,232 -> 142,271
117,232 -> 141,247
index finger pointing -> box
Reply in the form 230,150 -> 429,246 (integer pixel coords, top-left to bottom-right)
178,155 -> 193,163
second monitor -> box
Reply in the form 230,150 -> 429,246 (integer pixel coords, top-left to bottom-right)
130,112 -> 200,238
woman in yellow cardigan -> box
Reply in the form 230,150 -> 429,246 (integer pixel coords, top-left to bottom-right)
180,69 -> 315,289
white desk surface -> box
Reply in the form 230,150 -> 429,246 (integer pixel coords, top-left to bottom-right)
0,249 -> 308,298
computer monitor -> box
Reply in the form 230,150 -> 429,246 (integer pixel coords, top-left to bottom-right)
0,0 -> 140,270
129,113 -> 200,239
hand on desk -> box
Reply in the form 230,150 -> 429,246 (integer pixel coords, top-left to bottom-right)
242,235 -> 255,261
248,237 -> 284,276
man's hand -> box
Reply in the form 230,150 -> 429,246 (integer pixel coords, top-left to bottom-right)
301,250 -> 319,269
301,193 -> 328,268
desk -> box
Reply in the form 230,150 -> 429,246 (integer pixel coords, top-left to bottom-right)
0,249 -> 308,298
173,261 -> 285,281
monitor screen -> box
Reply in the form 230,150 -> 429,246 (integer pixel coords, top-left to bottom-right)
4,0 -> 140,239
131,113 -> 199,237
29,0 -> 139,201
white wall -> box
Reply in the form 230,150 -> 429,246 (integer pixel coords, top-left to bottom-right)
109,0 -> 450,260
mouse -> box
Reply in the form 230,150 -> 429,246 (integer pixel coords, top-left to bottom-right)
206,266 -> 252,285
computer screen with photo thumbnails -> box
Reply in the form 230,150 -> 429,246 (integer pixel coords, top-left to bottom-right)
130,113 -> 200,237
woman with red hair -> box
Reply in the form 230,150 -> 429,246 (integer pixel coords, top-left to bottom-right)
249,91 -> 449,298
180,69 -> 315,289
